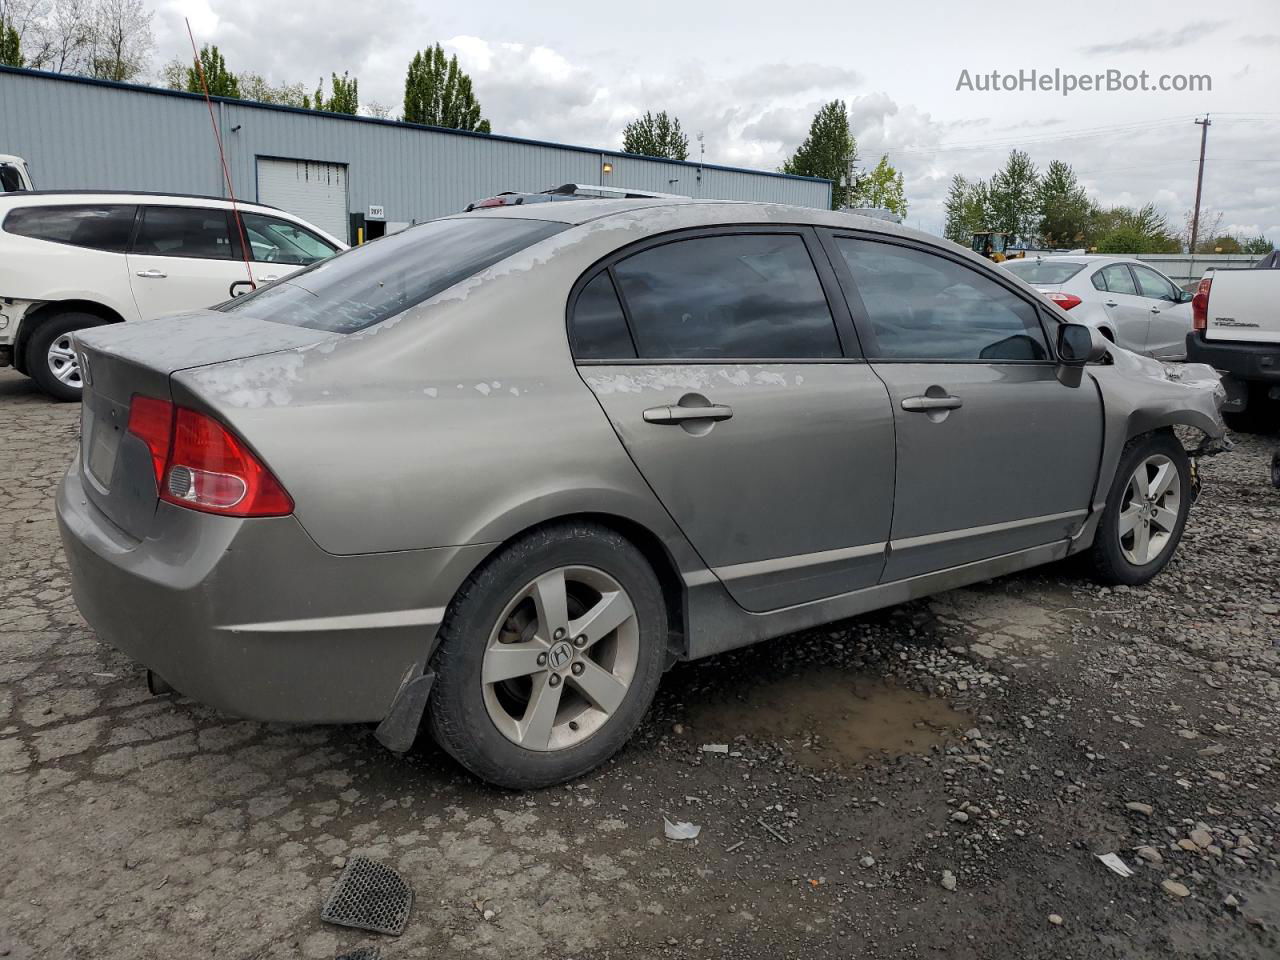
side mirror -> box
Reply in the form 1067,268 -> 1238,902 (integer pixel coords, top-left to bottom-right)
1057,322 -> 1108,365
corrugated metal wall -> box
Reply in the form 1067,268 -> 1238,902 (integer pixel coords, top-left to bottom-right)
1,68 -> 831,233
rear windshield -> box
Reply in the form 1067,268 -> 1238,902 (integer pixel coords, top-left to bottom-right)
220,216 -> 565,333
1002,259 -> 1086,284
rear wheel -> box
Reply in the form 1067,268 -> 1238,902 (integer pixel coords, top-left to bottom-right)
1089,432 -> 1191,585
428,523 -> 668,789
26,311 -> 103,401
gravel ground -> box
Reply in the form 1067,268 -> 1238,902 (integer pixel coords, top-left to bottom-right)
1,365 -> 1277,960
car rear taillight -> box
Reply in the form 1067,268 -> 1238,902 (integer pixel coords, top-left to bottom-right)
1191,277 -> 1211,331
1045,292 -> 1082,310
125,396 -> 292,517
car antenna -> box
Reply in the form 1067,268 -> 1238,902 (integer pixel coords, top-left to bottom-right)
185,18 -> 255,293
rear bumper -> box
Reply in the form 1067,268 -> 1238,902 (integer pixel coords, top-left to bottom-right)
57,459 -> 493,723
1186,331 -> 1280,383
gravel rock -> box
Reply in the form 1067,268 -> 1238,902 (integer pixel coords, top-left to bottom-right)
1161,880 -> 1191,898
1125,802 -> 1154,817
941,870 -> 957,891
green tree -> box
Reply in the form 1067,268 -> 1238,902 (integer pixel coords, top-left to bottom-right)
403,44 -> 490,132
1092,204 -> 1179,254
1241,235 -> 1275,255
318,71 -> 358,114
853,155 -> 907,217
1,14 -> 21,66
943,174 -> 992,246
987,149 -> 1040,241
1036,160 -> 1093,248
238,72 -> 308,107
621,110 -> 689,161
185,43 -> 239,98
783,100 -> 857,210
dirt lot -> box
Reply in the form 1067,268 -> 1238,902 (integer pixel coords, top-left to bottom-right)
2,365 -> 1278,960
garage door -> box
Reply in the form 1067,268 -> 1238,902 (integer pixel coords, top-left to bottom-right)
256,158 -> 349,243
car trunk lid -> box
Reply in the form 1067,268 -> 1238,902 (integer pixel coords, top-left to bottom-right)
73,312 -> 337,538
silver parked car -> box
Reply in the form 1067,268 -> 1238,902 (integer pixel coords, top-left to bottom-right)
57,200 -> 1227,788
1000,255 -> 1194,360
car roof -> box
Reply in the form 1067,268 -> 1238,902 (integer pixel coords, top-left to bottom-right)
449,197 -> 931,238
0,154 -> 25,164
0,189 -> 282,211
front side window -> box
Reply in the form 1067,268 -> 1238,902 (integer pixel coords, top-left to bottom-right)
240,213 -> 337,265
3,204 -> 136,252
609,233 -> 841,359
836,237 -> 1048,361
221,216 -> 564,333
1131,264 -> 1178,302
1098,264 -> 1138,295
0,163 -> 26,192
134,206 -> 234,260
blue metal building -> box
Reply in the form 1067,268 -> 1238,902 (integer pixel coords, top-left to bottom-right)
0,66 -> 832,243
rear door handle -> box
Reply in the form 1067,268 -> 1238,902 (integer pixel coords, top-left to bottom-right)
1104,299 -> 1118,307
258,274 -> 280,282
901,395 -> 963,412
135,269 -> 166,279
1150,305 -> 1161,313
643,404 -> 734,424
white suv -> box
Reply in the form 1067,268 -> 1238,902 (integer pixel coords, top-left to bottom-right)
0,192 -> 345,399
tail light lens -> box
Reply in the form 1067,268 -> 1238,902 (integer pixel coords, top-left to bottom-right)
125,396 -> 293,517
1045,292 -> 1082,310
1191,277 -> 1211,331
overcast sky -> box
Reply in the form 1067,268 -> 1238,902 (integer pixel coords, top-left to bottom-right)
154,0 -> 1279,238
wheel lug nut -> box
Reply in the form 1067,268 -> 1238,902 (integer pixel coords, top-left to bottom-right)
548,674 -> 562,687
536,653 -> 547,666
553,628 -> 566,640
573,635 -> 587,648
571,662 -> 584,676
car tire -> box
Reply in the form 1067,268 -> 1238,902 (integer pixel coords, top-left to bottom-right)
26,311 -> 103,402
427,522 -> 668,789
1089,431 -> 1192,586
1223,385 -> 1278,435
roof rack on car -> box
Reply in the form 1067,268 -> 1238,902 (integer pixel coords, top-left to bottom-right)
465,183 -> 689,212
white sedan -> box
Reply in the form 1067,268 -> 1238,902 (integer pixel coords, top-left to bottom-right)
1001,255 -> 1194,360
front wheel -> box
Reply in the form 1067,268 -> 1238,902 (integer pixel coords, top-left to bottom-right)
1089,432 -> 1191,586
427,523 -> 668,789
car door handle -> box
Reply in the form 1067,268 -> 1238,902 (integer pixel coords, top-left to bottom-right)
901,395 -> 963,412
1150,305 -> 1161,313
643,404 -> 734,424
1104,300 -> 1118,307
135,269 -> 167,279
258,274 -> 279,282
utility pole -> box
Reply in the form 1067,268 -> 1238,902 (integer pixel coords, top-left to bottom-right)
1189,116 -> 1211,255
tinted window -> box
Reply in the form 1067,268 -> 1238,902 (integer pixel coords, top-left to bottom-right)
221,216 -> 564,333
1002,259 -> 1086,284
0,164 -> 25,192
3,204 -> 136,252
135,206 -> 233,260
1098,264 -> 1137,295
571,271 -> 636,359
1091,271 -> 1107,291
837,238 -> 1048,361
241,213 -> 336,265
611,233 -> 840,359
1131,264 -> 1178,302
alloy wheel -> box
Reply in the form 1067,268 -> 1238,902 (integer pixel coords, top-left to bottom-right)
46,334 -> 82,389
1118,454 -> 1181,566
481,565 -> 639,752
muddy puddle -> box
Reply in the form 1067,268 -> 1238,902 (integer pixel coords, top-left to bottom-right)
677,667 -> 967,768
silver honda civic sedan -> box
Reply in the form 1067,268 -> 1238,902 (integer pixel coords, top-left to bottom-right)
57,199 -> 1228,788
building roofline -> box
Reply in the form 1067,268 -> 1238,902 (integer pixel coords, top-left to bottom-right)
0,65 -> 833,188
0,188 -> 282,208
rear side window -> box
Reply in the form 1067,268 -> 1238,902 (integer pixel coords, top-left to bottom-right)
836,237 -> 1048,361
221,216 -> 565,333
610,233 -> 841,359
571,272 -> 636,359
1091,271 -> 1107,291
134,206 -> 234,260
3,204 -> 136,252
1097,264 -> 1137,295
